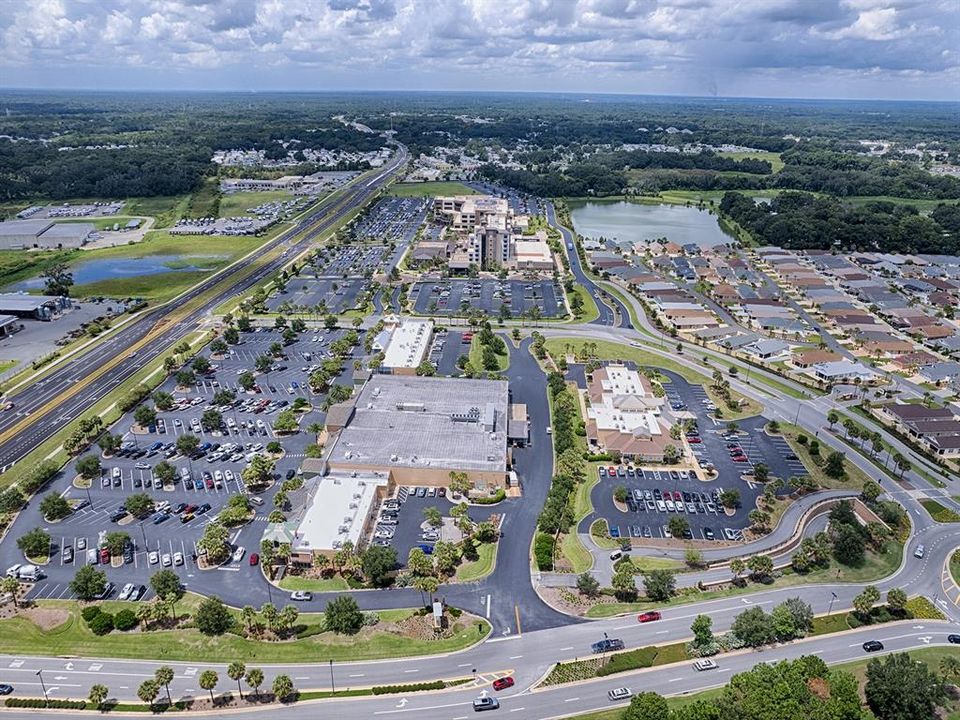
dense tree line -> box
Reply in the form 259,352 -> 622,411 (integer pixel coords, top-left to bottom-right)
720,191 -> 960,255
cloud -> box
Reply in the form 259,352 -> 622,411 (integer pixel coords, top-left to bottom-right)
0,0 -> 956,99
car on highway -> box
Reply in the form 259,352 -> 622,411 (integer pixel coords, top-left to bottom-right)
637,611 -> 661,623
0,684 -> 13,695
948,634 -> 960,644
693,659 -> 718,671
290,591 -> 312,601
492,676 -> 514,691
862,640 -> 884,652
591,638 -> 625,654
608,687 -> 632,702
472,697 -> 500,712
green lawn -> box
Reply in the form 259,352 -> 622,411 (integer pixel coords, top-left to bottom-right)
779,422 -> 872,490
952,550 -> 960,587
0,595 -> 490,663
123,195 -> 191,229
569,283 -> 600,323
920,499 -> 960,523
716,150 -> 785,173
842,196 -> 958,212
388,182 -> 478,197
0,360 -> 15,374
219,190 -> 295,218
585,540 -> 903,618
455,541 -> 497,582
0,247 -> 79,289
559,532 -> 593,574
468,335 -> 509,372
277,574 -> 350,592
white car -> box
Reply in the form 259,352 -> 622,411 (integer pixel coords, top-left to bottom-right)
608,687 -> 633,701
914,545 -> 925,559
161,553 -> 172,567
224,470 -> 235,482
148,551 -> 159,565
693,659 -> 718,671
231,546 -> 246,563
118,583 -> 136,601
173,552 -> 184,566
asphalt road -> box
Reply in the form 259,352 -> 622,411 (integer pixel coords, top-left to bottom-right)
0,147 -> 408,473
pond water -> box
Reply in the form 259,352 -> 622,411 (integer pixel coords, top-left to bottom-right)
569,200 -> 733,248
13,255 -> 224,290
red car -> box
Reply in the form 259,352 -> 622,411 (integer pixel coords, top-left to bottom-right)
249,553 -> 260,566
686,436 -> 702,443
637,611 -> 662,623
99,548 -> 111,564
492,676 -> 515,691
608,466 -> 617,476
733,456 -> 748,463
672,491 -> 682,502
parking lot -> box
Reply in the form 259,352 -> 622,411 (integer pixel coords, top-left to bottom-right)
579,366 -> 808,544
351,196 -> 427,244
9,324 -> 364,602
267,275 -> 370,314
410,279 -> 564,318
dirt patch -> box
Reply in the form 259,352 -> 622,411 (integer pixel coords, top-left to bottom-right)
21,605 -> 70,630
394,611 -> 466,641
539,586 -> 615,617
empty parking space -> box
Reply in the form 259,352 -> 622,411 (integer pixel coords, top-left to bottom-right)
410,279 -> 564,318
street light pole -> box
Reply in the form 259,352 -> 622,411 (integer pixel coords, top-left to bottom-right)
828,591 -> 838,616
329,659 -> 335,695
36,670 -> 48,706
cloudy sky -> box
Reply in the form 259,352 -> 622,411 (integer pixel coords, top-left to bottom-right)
1,0 -> 957,100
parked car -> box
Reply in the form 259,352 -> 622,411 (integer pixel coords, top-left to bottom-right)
290,591 -> 312,601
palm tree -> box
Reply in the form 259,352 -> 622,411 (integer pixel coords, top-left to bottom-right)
137,679 -> 159,708
198,670 -> 218,705
240,605 -> 257,633
227,661 -> 246,700
154,666 -> 174,705
88,684 -> 109,710
245,668 -> 264,699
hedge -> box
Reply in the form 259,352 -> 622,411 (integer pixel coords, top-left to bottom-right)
372,681 -> 445,695
472,489 -> 506,505
6,699 -> 87,709
596,646 -> 658,677
81,605 -> 102,622
534,532 -> 556,571
114,608 -> 138,631
88,612 -> 115,636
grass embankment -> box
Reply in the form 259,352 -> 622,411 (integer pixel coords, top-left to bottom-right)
920,499 -> 960,523
124,195 -> 191,229
560,647 -> 957,720
388,182 -> 478,197
568,284 -> 600,323
0,360 -> 15,374
585,540 -> 903,618
778,422 -> 872,490
455,541 -> 497,582
716,150 -> 785,172
0,248 -> 79,289
0,594 -> 490,663
277,575 -> 350,592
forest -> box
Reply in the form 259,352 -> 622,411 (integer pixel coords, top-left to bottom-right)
719,191 -> 960,255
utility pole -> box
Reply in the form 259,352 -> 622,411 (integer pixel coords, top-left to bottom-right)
36,670 -> 48,706
329,659 -> 335,695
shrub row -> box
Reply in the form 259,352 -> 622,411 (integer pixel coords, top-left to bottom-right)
472,489 -> 506,505
6,698 -> 87,709
534,532 -> 555,571
596,646 -> 658,677
372,681 -> 445,695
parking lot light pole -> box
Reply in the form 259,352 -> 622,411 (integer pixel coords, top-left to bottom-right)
36,669 -> 48,706
85,484 -> 93,509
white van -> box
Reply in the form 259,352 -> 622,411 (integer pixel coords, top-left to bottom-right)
111,467 -> 122,480
609,549 -> 623,561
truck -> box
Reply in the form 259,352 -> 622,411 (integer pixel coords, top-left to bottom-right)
17,564 -> 42,581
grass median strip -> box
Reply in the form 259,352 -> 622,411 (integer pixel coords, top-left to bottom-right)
920,499 -> 960,523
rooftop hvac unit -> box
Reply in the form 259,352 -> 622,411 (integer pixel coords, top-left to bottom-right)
353,492 -> 362,499
390,454 -> 399,462
349,502 -> 358,509
338,525 -> 348,534
343,516 -> 353,525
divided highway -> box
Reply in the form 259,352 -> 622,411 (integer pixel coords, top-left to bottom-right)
0,148 -> 407,474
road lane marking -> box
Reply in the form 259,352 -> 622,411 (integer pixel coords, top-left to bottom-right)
564,697 -> 579,702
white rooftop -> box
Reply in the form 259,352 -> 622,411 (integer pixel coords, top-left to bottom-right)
382,319 -> 433,369
292,472 -> 389,553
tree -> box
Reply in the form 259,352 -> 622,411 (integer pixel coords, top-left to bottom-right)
886,587 -> 907,613
614,485 -> 628,503
668,516 -> 689,538
412,575 -> 439,607
153,460 -> 176,485
227,661 -> 246,700
195,596 -> 232,636
175,433 -> 200,458
719,489 -> 740,509
746,554 -> 773,581
198,670 -> 218,705
272,674 -> 295,702
1,576 -> 19,609
98,432 -> 122,455
88,684 -> 109,709
824,450 -> 847,479
150,569 -> 183,603
212,389 -> 236,407
238,371 -> 255,391
201,409 -> 223,432
853,585 -> 881,618
827,409 -> 839,430
752,463 -> 769,483
575,572 -> 600,598
104,531 -> 129,556
729,557 -> 745,583
448,471 -> 473,496
155,666 -> 174,704
76,454 -> 102,480
643,569 -> 676,601
862,480 -> 883,503
241,454 -> 275,489
731,606 -> 775,647
198,521 -> 230,564
325,595 -> 364,634
684,547 -> 704,568
137,679 -> 160,707
780,597 -> 813,635
691,614 -> 713,647
17,527 -> 50,559
39,493 -> 72,521
245,668 -> 264,699
940,655 -> 960,682
833,523 -> 866,567
41,263 -> 73,296
407,547 -> 434,577
362,545 -> 397,587
423,506 -> 443,528
272,409 -> 299,433
125,492 -> 155,519
770,602 -> 797,641
865,652 -> 945,720
612,567 -> 638,601
623,691 -> 670,720
433,540 -> 459,574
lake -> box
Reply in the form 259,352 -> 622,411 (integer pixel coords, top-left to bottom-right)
12,255 -> 224,290
569,200 -> 733,249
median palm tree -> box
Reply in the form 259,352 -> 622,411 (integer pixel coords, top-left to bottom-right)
88,684 -> 109,710
154,666 -> 174,705
227,661 -> 246,700
245,668 -> 264,699
198,670 -> 218,705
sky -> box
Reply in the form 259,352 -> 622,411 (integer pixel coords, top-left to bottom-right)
1,0 -> 957,101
